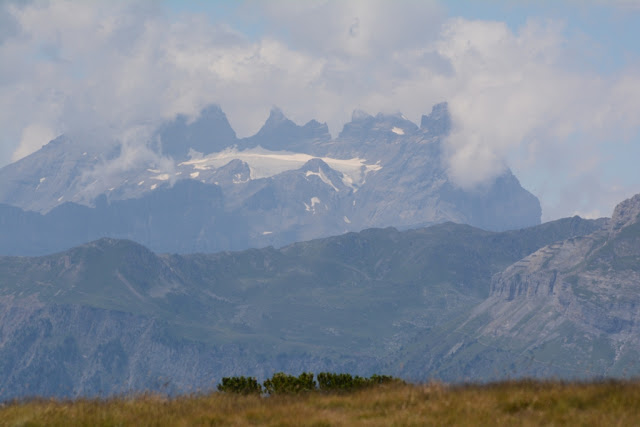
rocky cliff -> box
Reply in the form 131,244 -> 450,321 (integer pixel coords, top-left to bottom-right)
394,194 -> 639,381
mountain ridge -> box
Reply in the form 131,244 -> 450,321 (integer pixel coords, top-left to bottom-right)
0,102 -> 542,255
0,214 -> 608,399
392,193 -> 640,381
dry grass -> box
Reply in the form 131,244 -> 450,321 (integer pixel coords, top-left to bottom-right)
2,380 -> 640,426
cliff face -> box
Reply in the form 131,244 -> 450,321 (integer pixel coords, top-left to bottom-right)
398,195 -> 640,381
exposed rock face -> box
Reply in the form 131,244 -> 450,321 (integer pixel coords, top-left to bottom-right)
397,195 -> 639,382
241,107 -> 332,152
609,193 -> 640,236
157,104 -> 238,160
421,102 -> 451,136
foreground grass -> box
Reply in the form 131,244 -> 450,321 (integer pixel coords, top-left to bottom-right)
2,380 -> 640,426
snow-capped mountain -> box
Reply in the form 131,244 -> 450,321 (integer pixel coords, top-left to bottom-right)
0,103 -> 541,255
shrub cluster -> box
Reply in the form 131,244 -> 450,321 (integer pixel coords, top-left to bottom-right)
217,372 -> 402,395
263,372 -> 316,395
216,376 -> 262,395
316,372 -> 397,392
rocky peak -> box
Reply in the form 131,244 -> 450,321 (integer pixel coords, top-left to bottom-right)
339,110 -> 418,139
351,109 -> 374,122
301,119 -> 331,140
261,106 -> 291,130
299,158 -> 332,172
243,107 -> 331,151
609,193 -> 640,236
213,159 -> 252,184
421,102 -> 451,136
297,158 -> 347,192
157,104 -> 237,160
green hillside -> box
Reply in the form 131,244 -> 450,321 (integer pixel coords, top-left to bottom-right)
0,216 -> 605,399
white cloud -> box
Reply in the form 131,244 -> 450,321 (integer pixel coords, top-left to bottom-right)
431,18 -> 640,219
12,124 -> 57,162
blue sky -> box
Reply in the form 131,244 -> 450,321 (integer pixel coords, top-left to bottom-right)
1,0 -> 640,220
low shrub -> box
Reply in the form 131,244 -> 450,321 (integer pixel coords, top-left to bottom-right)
317,372 -> 367,392
263,372 -> 316,395
317,372 -> 403,392
368,374 -> 402,385
217,376 -> 262,395
218,372 -> 402,396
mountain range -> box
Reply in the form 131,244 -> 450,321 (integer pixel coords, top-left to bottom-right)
0,208 -> 617,400
0,103 -> 540,256
1,100 -> 636,402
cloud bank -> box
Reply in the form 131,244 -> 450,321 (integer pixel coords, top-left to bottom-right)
1,0 -> 639,220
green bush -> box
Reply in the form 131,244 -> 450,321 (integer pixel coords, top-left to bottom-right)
218,372 -> 402,396
317,372 -> 366,391
263,372 -> 316,395
217,376 -> 263,395
368,374 -> 401,385
317,373 -> 402,392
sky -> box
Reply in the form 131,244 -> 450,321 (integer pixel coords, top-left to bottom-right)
1,0 -> 640,221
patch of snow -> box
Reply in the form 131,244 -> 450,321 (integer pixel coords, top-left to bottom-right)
233,173 -> 249,184
343,216 -> 351,224
57,196 -> 64,202
391,127 -> 405,135
138,181 -> 145,186
150,184 -> 158,190
306,197 -> 323,214
152,174 -> 170,181
353,200 -> 356,206
446,342 -> 464,357
39,177 -> 46,183
190,171 -> 200,179
82,152 -> 87,156
342,174 -> 354,189
108,187 -> 114,191
305,169 -> 339,192
147,168 -> 161,173
180,147 -> 381,187
262,231 -> 273,235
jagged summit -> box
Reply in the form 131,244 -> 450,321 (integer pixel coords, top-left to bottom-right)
609,193 -> 640,235
299,157 -> 332,172
242,107 -> 331,151
157,104 -> 237,160
80,237 -> 151,253
339,110 -> 418,140
351,109 -> 373,121
421,102 -> 451,135
261,106 -> 291,129
0,100 -> 543,252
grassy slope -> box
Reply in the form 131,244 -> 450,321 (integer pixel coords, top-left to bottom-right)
2,380 -> 640,426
